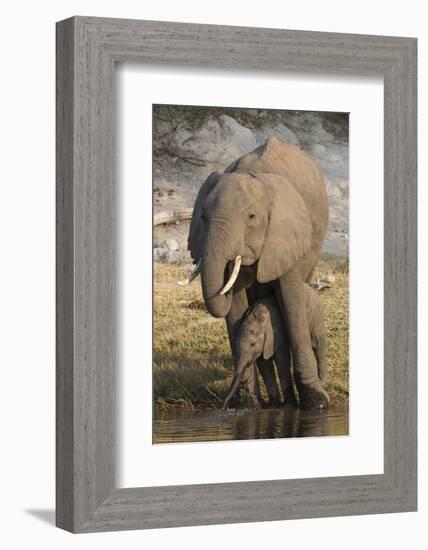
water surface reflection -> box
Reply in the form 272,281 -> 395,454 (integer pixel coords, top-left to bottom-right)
154,406 -> 348,444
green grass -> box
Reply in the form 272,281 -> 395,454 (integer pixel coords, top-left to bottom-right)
153,256 -> 349,410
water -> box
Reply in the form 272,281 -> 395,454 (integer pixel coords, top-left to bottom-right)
154,406 -> 349,444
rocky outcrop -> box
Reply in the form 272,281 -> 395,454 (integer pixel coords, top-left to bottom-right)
173,114 -> 258,165
153,109 -> 349,262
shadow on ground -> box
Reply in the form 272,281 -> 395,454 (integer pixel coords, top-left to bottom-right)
25,509 -> 55,526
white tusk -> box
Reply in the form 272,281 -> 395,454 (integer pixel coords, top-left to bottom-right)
177,260 -> 201,286
219,256 -> 242,295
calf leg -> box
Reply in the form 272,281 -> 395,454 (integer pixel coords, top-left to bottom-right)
257,357 -> 282,408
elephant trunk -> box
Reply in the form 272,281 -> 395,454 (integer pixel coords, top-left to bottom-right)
223,358 -> 249,410
201,230 -> 234,318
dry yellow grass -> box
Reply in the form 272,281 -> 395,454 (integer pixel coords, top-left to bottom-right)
153,256 -> 349,410
313,255 -> 349,406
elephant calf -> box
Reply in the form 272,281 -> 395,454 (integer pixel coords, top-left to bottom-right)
223,285 -> 329,410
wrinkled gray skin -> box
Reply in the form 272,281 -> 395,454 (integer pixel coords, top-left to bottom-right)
305,285 -> 328,386
223,288 -> 329,410
188,137 -> 330,409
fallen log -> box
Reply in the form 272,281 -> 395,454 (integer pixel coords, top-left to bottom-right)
154,208 -> 193,227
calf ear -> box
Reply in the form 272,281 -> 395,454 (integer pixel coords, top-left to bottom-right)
262,312 -> 284,360
188,172 -> 221,262
263,326 -> 275,360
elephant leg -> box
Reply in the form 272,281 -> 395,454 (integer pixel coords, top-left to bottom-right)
314,332 -> 329,384
243,363 -> 264,408
274,343 -> 298,408
255,357 -> 280,406
256,357 -> 282,408
225,289 -> 261,408
275,272 -> 330,410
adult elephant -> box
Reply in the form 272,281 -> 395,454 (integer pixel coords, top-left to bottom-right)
186,137 -> 329,409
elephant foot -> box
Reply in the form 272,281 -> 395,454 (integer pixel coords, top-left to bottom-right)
237,387 -> 262,409
298,383 -> 330,410
262,397 -> 282,409
240,393 -> 262,409
283,388 -> 298,408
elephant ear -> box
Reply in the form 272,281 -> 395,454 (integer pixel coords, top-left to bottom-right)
256,174 -> 313,283
260,300 -> 285,359
188,171 -> 221,262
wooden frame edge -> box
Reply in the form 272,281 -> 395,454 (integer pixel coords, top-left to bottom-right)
56,16 -> 417,533
56,16 -> 76,532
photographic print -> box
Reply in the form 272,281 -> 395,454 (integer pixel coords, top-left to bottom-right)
153,105 -> 349,444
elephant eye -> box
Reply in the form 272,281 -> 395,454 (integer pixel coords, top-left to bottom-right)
250,342 -> 256,347
248,212 -> 256,220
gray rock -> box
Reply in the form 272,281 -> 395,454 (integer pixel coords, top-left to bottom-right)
161,238 -> 179,251
311,143 -> 327,156
166,250 -> 181,264
153,247 -> 168,260
337,179 -> 348,193
311,143 -> 349,179
254,123 -> 299,147
173,114 -> 258,164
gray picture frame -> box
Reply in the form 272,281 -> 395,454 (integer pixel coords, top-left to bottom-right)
56,16 -> 417,533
